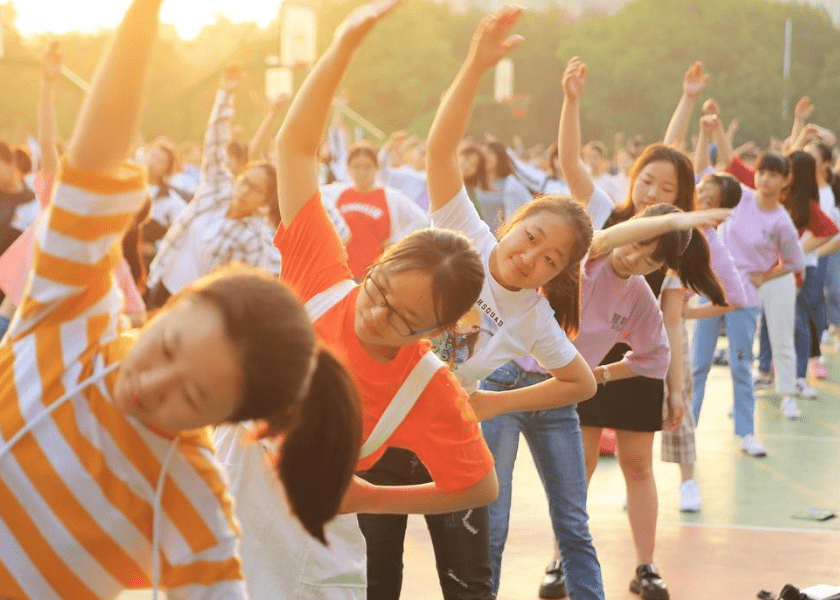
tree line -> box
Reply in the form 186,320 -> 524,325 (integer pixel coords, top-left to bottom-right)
1,0 -> 839,151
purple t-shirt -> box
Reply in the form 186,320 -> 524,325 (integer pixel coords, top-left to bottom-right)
702,227 -> 748,307
719,187 -> 805,307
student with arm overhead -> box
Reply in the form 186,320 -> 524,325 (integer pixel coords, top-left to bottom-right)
216,3 -> 498,598
0,1 -> 363,598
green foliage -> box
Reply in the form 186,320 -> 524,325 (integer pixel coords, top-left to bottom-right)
1,0 -> 839,150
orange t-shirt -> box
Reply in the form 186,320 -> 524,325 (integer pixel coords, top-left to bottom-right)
275,194 -> 493,490
336,187 -> 391,279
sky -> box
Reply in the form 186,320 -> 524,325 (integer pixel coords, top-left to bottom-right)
9,0 -> 840,40
11,0 -> 281,40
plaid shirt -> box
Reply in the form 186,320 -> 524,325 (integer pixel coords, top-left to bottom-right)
149,90 -> 349,293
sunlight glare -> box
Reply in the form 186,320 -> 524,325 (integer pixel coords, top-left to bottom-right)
13,0 -> 280,40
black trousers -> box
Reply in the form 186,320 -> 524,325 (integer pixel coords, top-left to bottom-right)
357,448 -> 494,600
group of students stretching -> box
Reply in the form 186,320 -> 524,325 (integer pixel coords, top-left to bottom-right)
0,1 -> 829,600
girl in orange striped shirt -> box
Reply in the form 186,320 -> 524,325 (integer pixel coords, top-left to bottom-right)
0,1 -> 361,599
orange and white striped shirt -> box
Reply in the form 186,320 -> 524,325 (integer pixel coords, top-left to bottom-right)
0,161 -> 247,599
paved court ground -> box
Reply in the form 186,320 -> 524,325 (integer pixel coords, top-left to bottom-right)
119,339 -> 839,600
399,345 -> 840,600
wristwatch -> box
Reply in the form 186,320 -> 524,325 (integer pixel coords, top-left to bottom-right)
600,365 -> 612,385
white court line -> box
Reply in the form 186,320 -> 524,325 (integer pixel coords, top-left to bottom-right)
759,433 -> 840,442
657,520 -> 840,535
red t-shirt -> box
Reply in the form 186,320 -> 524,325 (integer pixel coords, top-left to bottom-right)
275,194 -> 493,490
336,187 -> 391,279
727,155 -> 756,189
798,201 -> 839,238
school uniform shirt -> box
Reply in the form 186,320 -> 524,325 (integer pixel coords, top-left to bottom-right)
377,149 -> 429,211
0,160 -> 246,599
147,90 -> 280,295
474,175 -> 533,231
275,193 -> 493,489
720,187 -> 805,307
573,254 -> 670,378
429,187 -> 579,393
587,185 -> 614,232
321,182 -> 428,279
798,201 -> 839,268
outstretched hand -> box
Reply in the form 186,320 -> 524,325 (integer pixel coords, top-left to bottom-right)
466,5 -> 525,73
794,96 -> 814,121
699,114 -> 719,135
683,61 -> 708,100
701,98 -> 720,116
674,208 -> 731,231
663,392 -> 685,431
43,42 -> 62,83
220,64 -> 243,92
333,0 -> 404,50
563,56 -> 587,101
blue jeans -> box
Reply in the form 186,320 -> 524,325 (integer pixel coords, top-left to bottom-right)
692,305 -> 760,436
757,264 -> 827,379
480,361 -> 604,600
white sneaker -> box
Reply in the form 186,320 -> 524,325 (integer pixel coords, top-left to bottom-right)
739,434 -> 767,457
821,329 -> 833,346
795,378 -> 818,399
679,479 -> 702,512
782,396 -> 801,419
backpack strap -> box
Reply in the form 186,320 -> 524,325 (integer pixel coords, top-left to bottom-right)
305,279 -> 357,322
359,350 -> 445,459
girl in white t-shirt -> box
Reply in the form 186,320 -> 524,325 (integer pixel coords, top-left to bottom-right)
358,10 -> 599,599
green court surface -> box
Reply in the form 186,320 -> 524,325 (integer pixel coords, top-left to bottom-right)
398,347 -> 839,600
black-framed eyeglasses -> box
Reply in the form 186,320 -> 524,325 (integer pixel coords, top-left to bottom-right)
362,272 -> 440,337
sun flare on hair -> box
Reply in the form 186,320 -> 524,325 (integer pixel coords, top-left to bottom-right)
12,0 -> 280,40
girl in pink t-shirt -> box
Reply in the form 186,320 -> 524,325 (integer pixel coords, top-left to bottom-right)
557,56 -> 729,599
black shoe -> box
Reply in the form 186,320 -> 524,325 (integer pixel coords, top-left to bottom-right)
629,564 -> 669,600
538,560 -> 567,599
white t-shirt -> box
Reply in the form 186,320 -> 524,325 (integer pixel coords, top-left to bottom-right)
429,186 -> 578,393
588,185 -> 614,231
149,184 -> 188,229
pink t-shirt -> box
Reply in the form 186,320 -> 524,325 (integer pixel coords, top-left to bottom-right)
572,255 -> 670,378
0,170 -> 145,314
702,227 -> 748,307
719,187 -> 805,307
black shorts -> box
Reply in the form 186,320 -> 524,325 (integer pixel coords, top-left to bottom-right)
576,343 -> 664,432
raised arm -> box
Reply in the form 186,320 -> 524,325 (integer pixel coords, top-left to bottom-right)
38,43 -> 61,175
589,208 -> 731,258
694,115 -> 714,175
248,94 -> 288,161
785,96 -> 813,152
663,61 -> 708,149
275,0 -> 401,225
558,56 -> 593,202
200,65 -> 241,185
426,6 -> 524,212
66,0 -> 163,177
709,107 -> 733,170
